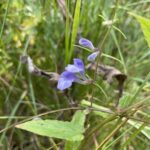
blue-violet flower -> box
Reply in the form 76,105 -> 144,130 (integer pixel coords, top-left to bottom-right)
79,38 -> 95,50
57,58 -> 89,90
79,38 -> 100,62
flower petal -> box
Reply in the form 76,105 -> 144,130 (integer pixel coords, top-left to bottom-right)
57,78 -> 73,90
74,58 -> 85,72
60,71 -> 77,81
65,65 -> 80,73
87,51 -> 99,62
79,38 -> 95,50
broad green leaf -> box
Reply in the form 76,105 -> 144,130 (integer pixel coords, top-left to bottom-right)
16,119 -> 84,141
65,110 -> 87,150
71,110 -> 87,126
65,141 -> 80,150
130,13 -> 150,47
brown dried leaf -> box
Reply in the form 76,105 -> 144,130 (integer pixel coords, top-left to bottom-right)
87,63 -> 127,84
87,63 -> 127,101
20,55 -> 59,82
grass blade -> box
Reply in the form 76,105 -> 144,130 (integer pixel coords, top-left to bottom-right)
68,0 -> 81,63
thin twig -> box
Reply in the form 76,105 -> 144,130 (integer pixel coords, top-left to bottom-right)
90,0 -> 119,107
96,105 -> 141,149
0,106 -> 114,134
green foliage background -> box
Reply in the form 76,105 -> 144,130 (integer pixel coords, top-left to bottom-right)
0,0 -> 150,149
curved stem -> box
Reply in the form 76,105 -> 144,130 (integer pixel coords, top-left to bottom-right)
97,105 -> 139,149
89,0 -> 120,107
79,114 -> 118,149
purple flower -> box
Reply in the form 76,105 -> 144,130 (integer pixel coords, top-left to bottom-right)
79,38 -> 95,50
65,58 -> 85,73
57,58 -> 88,90
87,51 -> 99,62
57,71 -> 77,90
79,38 -> 100,62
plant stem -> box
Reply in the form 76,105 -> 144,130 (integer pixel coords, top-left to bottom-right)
89,0 -> 119,107
96,105 -> 140,149
0,0 -> 10,39
80,114 -> 118,149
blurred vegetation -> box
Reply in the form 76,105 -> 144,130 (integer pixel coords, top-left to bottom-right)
0,0 -> 150,149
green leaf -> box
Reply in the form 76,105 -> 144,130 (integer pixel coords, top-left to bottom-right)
69,0 -> 81,63
65,110 -> 87,150
130,13 -> 150,47
16,119 -> 84,141
71,110 -> 86,126
65,0 -> 70,65
80,100 -> 112,118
